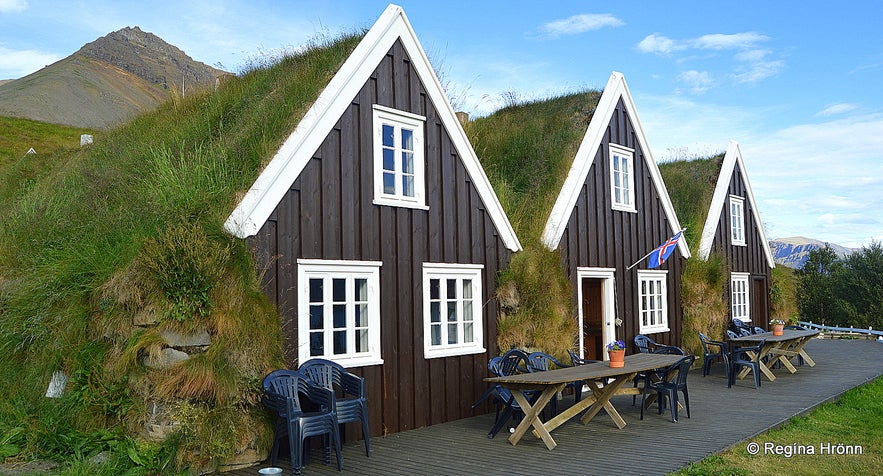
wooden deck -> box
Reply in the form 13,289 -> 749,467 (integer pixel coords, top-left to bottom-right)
226,338 -> 883,475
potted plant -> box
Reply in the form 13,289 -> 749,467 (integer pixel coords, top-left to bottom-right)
770,319 -> 786,336
606,340 -> 626,367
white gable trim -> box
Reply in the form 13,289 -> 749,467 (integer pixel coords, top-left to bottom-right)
224,4 -> 521,252
541,72 -> 689,259
698,140 -> 775,268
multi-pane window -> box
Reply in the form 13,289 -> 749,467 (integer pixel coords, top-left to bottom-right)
373,105 -> 426,209
731,273 -> 750,322
730,196 -> 746,246
609,144 -> 636,212
638,270 -> 669,333
298,260 -> 382,368
423,264 -> 485,358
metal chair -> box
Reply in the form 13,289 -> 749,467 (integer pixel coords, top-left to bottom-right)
640,354 -> 696,422
729,339 -> 766,389
262,371 -> 343,474
298,359 -> 371,457
698,332 -> 730,378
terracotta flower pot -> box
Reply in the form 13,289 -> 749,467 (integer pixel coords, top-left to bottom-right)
608,349 -> 625,367
773,324 -> 784,336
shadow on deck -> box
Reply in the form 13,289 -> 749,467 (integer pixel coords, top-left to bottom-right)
226,338 -> 883,476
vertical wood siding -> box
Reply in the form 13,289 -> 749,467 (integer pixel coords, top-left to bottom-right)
557,98 -> 685,348
709,166 -> 772,323
247,40 -> 512,437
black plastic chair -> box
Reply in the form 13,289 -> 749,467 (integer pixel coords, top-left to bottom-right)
641,354 -> 695,422
634,334 -> 658,354
298,359 -> 371,457
729,339 -> 766,389
632,345 -> 685,404
476,349 -> 535,438
752,326 -> 766,335
262,371 -> 343,475
725,329 -> 739,340
698,332 -> 730,378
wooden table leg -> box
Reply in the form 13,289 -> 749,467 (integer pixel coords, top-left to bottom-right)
791,336 -> 816,367
579,374 -> 635,429
507,384 -> 564,450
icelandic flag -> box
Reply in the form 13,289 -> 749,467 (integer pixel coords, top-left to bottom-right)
647,231 -> 683,268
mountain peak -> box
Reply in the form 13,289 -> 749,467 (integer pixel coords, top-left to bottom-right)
76,26 -> 225,88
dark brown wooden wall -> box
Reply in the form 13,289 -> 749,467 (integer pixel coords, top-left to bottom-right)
558,98 -> 685,348
708,165 -> 772,325
247,40 -> 512,436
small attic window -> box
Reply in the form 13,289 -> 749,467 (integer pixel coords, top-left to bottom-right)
609,144 -> 636,212
730,195 -> 746,246
372,105 -> 427,209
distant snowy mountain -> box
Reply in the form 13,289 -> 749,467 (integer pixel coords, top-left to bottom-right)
769,237 -> 857,269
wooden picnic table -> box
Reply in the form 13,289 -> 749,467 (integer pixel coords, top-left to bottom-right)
484,353 -> 684,450
730,329 -> 820,382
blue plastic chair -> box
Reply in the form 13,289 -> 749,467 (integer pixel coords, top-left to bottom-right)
634,334 -> 658,354
262,371 -> 343,474
298,358 -> 371,457
729,339 -> 766,389
698,332 -> 730,378
640,354 -> 696,422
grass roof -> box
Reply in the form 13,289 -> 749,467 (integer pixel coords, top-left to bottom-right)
465,91 -> 601,241
657,154 -> 725,253
0,31 -> 363,471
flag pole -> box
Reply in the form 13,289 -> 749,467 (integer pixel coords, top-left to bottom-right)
627,249 -> 655,271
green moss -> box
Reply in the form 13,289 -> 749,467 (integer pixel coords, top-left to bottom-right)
658,155 -> 723,252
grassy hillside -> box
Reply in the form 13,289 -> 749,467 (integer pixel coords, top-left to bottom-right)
0,31 -> 363,474
464,91 -> 600,356
0,116 -> 96,203
0,27 -> 225,130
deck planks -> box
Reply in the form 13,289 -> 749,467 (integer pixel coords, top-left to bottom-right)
226,339 -> 883,475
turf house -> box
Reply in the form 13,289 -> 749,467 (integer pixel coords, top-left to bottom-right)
659,140 -> 776,348
465,72 -> 690,363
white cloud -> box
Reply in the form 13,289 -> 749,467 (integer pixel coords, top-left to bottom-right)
816,103 -> 858,117
636,33 -> 683,55
691,32 -> 769,50
0,46 -> 60,79
677,70 -> 713,94
0,0 -> 27,13
733,59 -> 784,83
535,13 -> 624,39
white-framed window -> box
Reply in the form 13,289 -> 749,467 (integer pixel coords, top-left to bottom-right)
372,105 -> 427,209
638,270 -> 669,333
422,263 -> 485,358
730,195 -> 746,246
731,272 -> 750,322
297,259 -> 383,368
609,144 -> 636,212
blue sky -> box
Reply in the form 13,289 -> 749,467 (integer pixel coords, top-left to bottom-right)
2,0 -> 881,248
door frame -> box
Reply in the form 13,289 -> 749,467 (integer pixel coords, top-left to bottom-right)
576,267 -> 616,361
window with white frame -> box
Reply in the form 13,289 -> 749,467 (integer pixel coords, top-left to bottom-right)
638,270 -> 669,333
609,144 -> 636,212
730,196 -> 746,246
422,263 -> 485,358
731,273 -> 750,322
297,260 -> 383,368
373,105 -> 426,209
